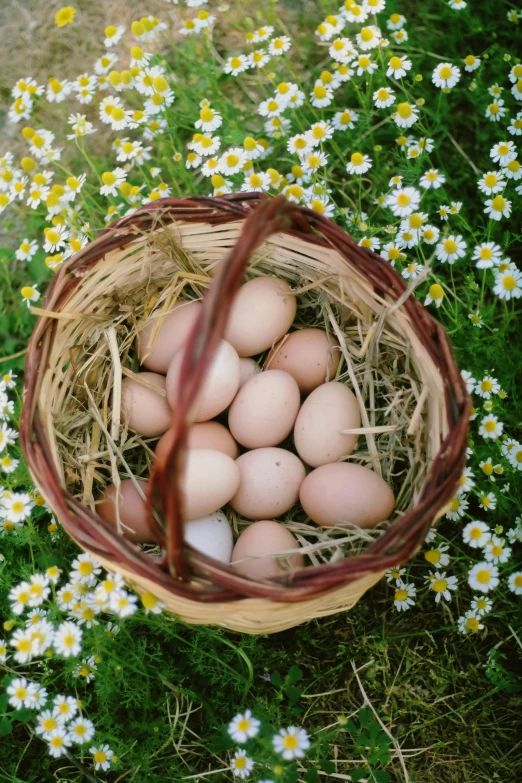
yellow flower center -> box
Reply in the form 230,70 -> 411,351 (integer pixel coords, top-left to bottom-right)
397,193 -> 410,207
490,545 -> 503,557
43,717 -> 57,731
482,462 -> 493,475
397,103 -> 413,118
466,618 -> 480,632
449,498 -> 460,511
283,734 -> 299,749
141,592 -> 159,609
465,55 -> 476,66
440,66 -> 452,80
390,56 -> 403,70
358,55 -> 371,68
476,569 -> 491,584
484,420 -> 496,432
360,27 -> 374,41
395,588 -> 408,601
314,85 -> 327,99
94,751 -> 107,764
17,639 -> 31,653
432,578 -> 447,593
200,108 -> 214,122
12,501 -> 24,513
514,575 -> 522,587
444,239 -> 457,254
79,561 -> 94,575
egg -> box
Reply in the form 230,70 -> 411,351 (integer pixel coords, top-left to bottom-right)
97,480 -> 155,543
183,449 -> 240,519
137,300 -> 202,373
122,373 -> 172,437
225,276 -> 297,357
155,421 -> 238,461
299,462 -> 395,528
166,339 -> 240,422
294,381 -> 360,467
228,370 -> 301,448
231,520 -> 304,580
267,328 -> 340,394
184,511 -> 234,563
238,357 -> 261,389
229,447 -> 306,519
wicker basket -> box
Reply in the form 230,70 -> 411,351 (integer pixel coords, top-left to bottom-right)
20,194 -> 469,634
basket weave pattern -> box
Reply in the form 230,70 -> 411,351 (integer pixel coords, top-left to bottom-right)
20,194 -> 469,633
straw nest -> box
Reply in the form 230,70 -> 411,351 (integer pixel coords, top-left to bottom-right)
21,194 -> 469,634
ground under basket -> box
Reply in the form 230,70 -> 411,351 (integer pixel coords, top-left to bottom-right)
21,194 -> 469,634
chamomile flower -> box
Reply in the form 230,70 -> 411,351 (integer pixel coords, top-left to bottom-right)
54,621 -> 82,658
393,581 -> 416,611
485,536 -> 511,563
224,55 -> 250,75
7,677 -> 35,709
427,571 -> 458,602
228,710 -> 261,743
493,267 -> 522,300
273,726 -> 310,760
386,187 -> 421,217
344,3 -> 369,23
329,38 -> 357,63
248,49 -> 270,69
310,84 -> 334,108
479,414 -> 503,440
28,573 -> 50,606
508,112 -> 522,136
470,596 -> 492,615
195,106 -> 223,132
435,235 -> 466,264
139,591 -> 165,615
458,611 -> 484,634
36,711 -> 60,739
68,716 -> 96,745
3,491 -> 33,521
268,36 -> 291,56
393,102 -> 419,128
508,572 -> 522,595
473,242 -> 503,268
468,562 -> 499,593
70,553 -> 102,586
387,12 -> 406,29
306,121 -> 334,146
420,169 -> 445,189
100,168 -> 127,197
373,86 -> 395,108
475,376 -> 499,399
479,492 -> 497,511
380,242 -> 404,264
90,744 -> 114,771
424,283 -> 445,308
401,261 -> 424,279
346,152 -> 372,175
332,109 -> 359,130
386,55 -> 412,79
424,541 -> 450,567
463,520 -> 490,548
507,443 -> 522,470
490,140 -> 517,164
356,25 -> 382,50
241,171 -> 271,192
504,158 -> 522,180
484,194 -> 512,221
110,589 -> 139,617
355,54 -> 378,75
432,63 -> 461,89
464,54 -> 481,72
287,134 -> 312,156
15,238 -> 38,261
219,148 -> 248,175
359,236 -> 381,252
231,749 -> 254,778
446,494 -> 468,520
385,566 -> 406,583
10,628 -> 39,663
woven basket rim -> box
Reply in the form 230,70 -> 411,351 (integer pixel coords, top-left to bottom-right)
20,193 -> 470,606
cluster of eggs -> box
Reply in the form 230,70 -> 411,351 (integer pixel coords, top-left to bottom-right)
98,276 -> 395,580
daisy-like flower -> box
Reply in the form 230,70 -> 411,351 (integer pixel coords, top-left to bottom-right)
268,36 -> 291,56
100,168 -> 127,197
387,12 -> 406,29
224,54 -> 250,75
432,62 -> 461,89
306,195 -> 335,218
475,376 -> 500,399
490,140 -> 517,164
380,242 -> 404,264
310,84 -> 334,108
258,96 -> 286,118
250,24 -> 274,43
479,414 -> 503,439
392,29 -> 408,44
10,628 -> 38,664
329,38 -> 357,63
508,112 -> 522,136
479,492 -> 497,511
43,224 -> 69,253
456,467 -> 475,495
8,581 -> 32,614
473,242 -> 503,269
110,589 -> 139,618
104,24 -> 125,46
445,494 -> 468,520
393,581 -> 416,611
419,225 -> 439,245
230,749 -> 254,779
57,583 -> 80,611
73,654 -> 98,682
386,55 -> 412,79
478,170 -> 507,195
471,596 -> 492,615
427,571 -> 458,603
248,49 -> 270,69
424,542 -> 450,567
373,86 -> 395,108
355,54 -> 378,75
0,422 -> 18,453
28,573 -> 51,607
219,148 -> 248,175
273,726 -> 310,760
359,236 -> 380,252
53,694 -> 78,723
68,716 -> 96,745
228,710 -> 261,743
47,727 -> 72,758
195,105 -> 223,133
507,443 -> 522,470
461,370 -> 476,394
385,566 -> 406,583
241,171 -> 271,192
458,611 -> 484,634
36,710 -> 60,739
504,158 -> 522,180
484,194 -> 512,221
90,744 -> 114,771
468,562 -> 499,593
485,536 -> 511,564
26,185 -> 50,209
332,109 -> 359,131
139,591 -> 165,615
464,54 -> 481,72
386,186 -> 421,217
344,2 -> 369,23
463,520 -> 490,548
401,261 -> 424,279
70,553 -> 102,585
493,267 -> 522,300
54,621 -> 82,658
15,238 -> 38,261
7,677 -> 34,709
3,491 -> 33,521
356,25 -> 382,50
190,135 -> 221,157
508,572 -> 522,595
306,121 -> 334,146
435,235 -> 466,264
346,152 -> 372,175
486,99 -> 507,122
420,169 -> 445,189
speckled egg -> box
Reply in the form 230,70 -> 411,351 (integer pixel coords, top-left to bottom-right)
229,447 -> 306,519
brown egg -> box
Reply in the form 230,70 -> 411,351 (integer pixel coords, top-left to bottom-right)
238,358 -> 261,389
294,381 -> 360,467
230,447 -> 306,519
299,462 -> 395,528
137,300 -> 202,373
267,329 -> 340,394
97,480 -> 156,543
228,370 -> 301,449
155,421 -> 238,461
231,520 -> 303,580
166,340 -> 240,422
225,276 -> 297,357
121,373 -> 172,437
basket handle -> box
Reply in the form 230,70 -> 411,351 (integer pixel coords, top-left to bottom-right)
148,195 -> 309,580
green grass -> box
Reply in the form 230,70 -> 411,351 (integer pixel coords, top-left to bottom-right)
0,0 -> 522,780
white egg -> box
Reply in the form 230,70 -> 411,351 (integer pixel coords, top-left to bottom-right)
184,511 -> 233,563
